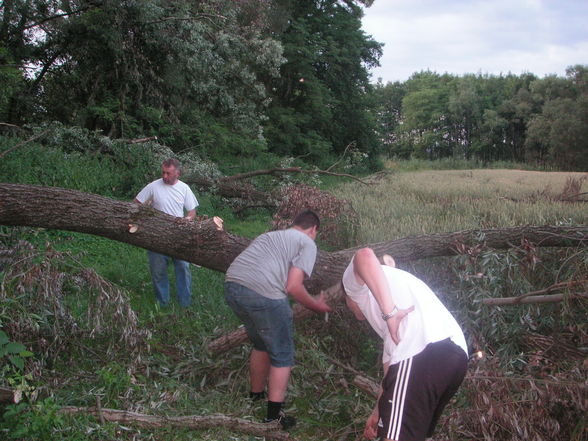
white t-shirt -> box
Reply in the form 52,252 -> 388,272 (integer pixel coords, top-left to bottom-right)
342,259 -> 467,365
135,178 -> 198,217
226,228 -> 317,300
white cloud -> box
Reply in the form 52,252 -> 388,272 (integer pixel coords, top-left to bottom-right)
362,0 -> 588,83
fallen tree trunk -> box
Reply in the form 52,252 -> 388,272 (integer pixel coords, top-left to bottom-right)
1,183 -> 587,353
60,406 -> 289,440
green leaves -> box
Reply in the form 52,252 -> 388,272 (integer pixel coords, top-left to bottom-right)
0,330 -> 33,371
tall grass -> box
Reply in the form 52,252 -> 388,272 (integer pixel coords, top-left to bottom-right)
334,169 -> 588,244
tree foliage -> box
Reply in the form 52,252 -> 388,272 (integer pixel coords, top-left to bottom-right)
263,0 -> 383,168
372,66 -> 588,170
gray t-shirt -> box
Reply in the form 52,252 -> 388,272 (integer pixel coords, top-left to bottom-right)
226,228 -> 317,300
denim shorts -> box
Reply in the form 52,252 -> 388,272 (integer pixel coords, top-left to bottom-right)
224,281 -> 294,367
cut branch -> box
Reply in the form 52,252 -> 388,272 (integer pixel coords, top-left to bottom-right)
483,280 -> 587,305
0,386 -> 20,404
483,292 -> 588,305
60,406 -> 289,440
352,375 -> 379,398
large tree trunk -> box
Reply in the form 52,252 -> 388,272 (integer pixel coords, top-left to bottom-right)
2,183 -> 586,285
2,183 -> 587,352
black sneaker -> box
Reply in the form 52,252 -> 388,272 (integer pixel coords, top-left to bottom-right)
263,411 -> 297,430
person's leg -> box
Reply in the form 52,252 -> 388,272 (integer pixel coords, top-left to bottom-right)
224,282 -> 270,399
267,365 -> 291,403
250,348 -> 270,394
148,251 -> 170,306
425,340 -> 468,438
173,258 -> 192,307
378,339 -> 468,441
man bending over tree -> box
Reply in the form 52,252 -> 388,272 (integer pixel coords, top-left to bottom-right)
224,210 -> 331,429
342,248 -> 468,441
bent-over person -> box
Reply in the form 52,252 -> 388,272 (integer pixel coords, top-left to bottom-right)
342,248 -> 468,441
224,210 -> 331,430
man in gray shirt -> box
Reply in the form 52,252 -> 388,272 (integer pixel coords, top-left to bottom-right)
225,210 -> 331,429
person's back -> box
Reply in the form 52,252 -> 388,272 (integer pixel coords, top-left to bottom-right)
367,266 -> 467,364
226,228 -> 317,300
224,210 -> 330,430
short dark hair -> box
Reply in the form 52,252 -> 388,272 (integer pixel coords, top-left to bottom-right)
292,210 -> 320,230
162,158 -> 181,171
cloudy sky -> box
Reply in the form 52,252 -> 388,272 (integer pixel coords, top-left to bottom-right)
361,0 -> 588,83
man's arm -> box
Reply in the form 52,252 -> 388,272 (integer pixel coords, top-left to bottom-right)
286,266 -> 331,313
184,208 -> 196,220
352,248 -> 413,344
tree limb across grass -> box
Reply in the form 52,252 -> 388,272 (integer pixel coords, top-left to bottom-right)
59,406 -> 290,440
1,183 -> 586,353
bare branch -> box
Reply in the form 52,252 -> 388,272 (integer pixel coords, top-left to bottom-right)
60,406 -> 289,440
221,167 -> 370,185
126,136 -> 158,144
0,130 -> 50,159
483,292 -> 587,306
326,141 -> 356,172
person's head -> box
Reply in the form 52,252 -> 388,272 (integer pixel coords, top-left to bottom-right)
292,210 -> 320,240
344,293 -> 366,321
161,158 -> 181,185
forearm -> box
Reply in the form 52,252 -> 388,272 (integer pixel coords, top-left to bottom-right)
354,248 -> 397,315
287,286 -> 323,312
185,209 -> 196,220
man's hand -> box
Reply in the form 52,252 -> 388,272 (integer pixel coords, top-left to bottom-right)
386,305 -> 415,345
313,290 -> 332,313
364,408 -> 379,439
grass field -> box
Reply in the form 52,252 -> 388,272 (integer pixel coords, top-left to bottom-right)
1,166 -> 586,441
334,169 -> 587,243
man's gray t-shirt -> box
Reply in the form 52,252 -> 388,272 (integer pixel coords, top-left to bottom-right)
226,228 -> 317,300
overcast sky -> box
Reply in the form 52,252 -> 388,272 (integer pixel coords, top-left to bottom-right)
361,0 -> 588,83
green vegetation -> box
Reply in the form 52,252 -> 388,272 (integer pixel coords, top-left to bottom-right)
1,1 -> 586,439
0,145 -> 585,439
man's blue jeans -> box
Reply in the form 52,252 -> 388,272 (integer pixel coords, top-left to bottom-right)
147,251 -> 192,307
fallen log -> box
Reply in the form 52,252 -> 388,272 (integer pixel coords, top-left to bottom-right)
60,406 -> 289,440
483,292 -> 588,305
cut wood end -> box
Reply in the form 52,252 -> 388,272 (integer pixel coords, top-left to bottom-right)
213,216 -> 224,231
128,224 -> 139,233
382,254 -> 395,268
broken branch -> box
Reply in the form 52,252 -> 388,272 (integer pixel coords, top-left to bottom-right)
60,406 -> 289,440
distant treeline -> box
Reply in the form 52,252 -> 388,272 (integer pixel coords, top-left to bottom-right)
372,68 -> 588,170
1,1 -> 586,171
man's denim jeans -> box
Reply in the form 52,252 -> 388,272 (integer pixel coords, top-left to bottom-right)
147,251 -> 192,307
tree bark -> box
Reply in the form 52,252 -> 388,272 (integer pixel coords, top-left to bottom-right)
0,386 -> 19,404
1,183 -> 587,352
59,406 -> 289,440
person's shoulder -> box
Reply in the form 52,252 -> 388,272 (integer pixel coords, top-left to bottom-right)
176,180 -> 195,191
142,178 -> 163,189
